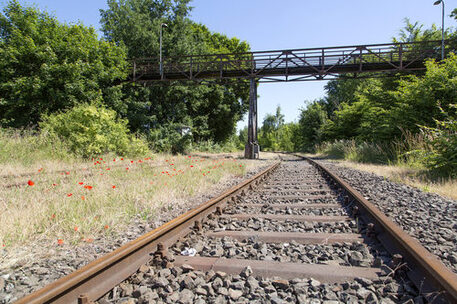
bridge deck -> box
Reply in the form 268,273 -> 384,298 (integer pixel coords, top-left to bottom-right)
131,40 -> 446,83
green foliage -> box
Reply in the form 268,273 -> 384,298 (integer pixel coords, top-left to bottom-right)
0,1 -> 128,128
316,140 -> 395,164
420,105 -> 457,177
258,106 -> 298,152
298,18 -> 457,177
40,103 -> 149,158
297,101 -> 328,151
100,0 -> 250,144
147,123 -> 192,154
191,135 -> 242,153
0,128 -> 70,165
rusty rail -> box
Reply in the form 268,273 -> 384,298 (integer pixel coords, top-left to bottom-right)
15,162 -> 280,304
305,157 -> 457,303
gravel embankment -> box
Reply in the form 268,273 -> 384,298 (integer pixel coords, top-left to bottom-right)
95,160 -> 424,304
319,159 -> 457,274
0,161 -> 275,304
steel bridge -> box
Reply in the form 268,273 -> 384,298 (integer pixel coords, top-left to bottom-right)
130,40 -> 449,158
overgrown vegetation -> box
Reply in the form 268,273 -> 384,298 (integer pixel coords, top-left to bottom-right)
0,0 -> 128,128
257,106 -> 300,152
0,133 -> 258,247
0,0 -> 252,157
40,103 -> 149,158
294,16 -> 457,178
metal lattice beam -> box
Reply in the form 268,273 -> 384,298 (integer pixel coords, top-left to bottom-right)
131,40 -> 450,83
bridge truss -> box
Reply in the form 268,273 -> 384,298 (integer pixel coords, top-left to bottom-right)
130,40 -> 450,158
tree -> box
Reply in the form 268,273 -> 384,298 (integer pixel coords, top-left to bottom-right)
297,102 -> 328,151
258,106 -> 298,152
99,0 -> 251,145
0,1 -> 128,128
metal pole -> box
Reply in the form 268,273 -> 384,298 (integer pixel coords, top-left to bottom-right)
434,0 -> 445,60
160,23 -> 167,78
441,1 -> 445,60
245,78 -> 259,159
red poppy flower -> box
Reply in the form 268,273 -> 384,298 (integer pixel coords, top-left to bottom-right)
190,165 -> 194,167
28,180 -> 35,186
100,158 -> 103,161
38,168 -> 43,172
113,159 -> 116,162
112,185 -> 116,189
106,168 -> 110,171
84,185 -> 93,190
51,214 -> 56,219
67,193 -> 73,197
126,167 -> 129,170
78,182 -> 84,185
57,239 -> 64,245
104,225 -> 109,230
74,226 -> 78,231
66,171 -> 70,175
121,158 -> 124,161
81,196 -> 85,200
130,161 -> 134,164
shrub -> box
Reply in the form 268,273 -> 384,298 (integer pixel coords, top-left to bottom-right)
421,105 -> 457,177
147,124 -> 192,154
40,104 -> 149,158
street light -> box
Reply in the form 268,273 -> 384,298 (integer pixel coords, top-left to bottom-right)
160,23 -> 168,78
433,0 -> 445,60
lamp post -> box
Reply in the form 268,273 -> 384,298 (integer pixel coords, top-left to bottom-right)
160,23 -> 168,78
433,0 -> 445,60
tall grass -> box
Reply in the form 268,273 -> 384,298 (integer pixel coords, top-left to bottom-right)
0,129 -> 263,249
315,130 -> 430,167
0,128 -> 71,165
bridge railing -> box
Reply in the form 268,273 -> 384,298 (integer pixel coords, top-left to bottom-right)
131,40 -> 446,82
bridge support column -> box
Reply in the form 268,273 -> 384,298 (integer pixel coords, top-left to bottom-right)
245,78 -> 259,159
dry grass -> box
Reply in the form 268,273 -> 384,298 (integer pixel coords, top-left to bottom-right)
0,153 -> 275,249
326,159 -> 457,201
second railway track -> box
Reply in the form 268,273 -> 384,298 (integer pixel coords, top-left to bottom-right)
16,154 -> 457,303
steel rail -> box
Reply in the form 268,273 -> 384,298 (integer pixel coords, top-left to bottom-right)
305,157 -> 457,303
15,162 -> 280,304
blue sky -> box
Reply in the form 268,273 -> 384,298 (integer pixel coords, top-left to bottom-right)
2,0 -> 456,129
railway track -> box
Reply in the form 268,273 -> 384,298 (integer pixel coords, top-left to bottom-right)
15,154 -> 457,303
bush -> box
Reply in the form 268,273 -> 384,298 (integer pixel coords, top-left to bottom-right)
421,105 -> 457,177
147,124 -> 192,154
40,104 -> 149,158
316,140 -> 394,164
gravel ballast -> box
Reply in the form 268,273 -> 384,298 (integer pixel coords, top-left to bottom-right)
96,264 -> 421,304
319,159 -> 457,274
